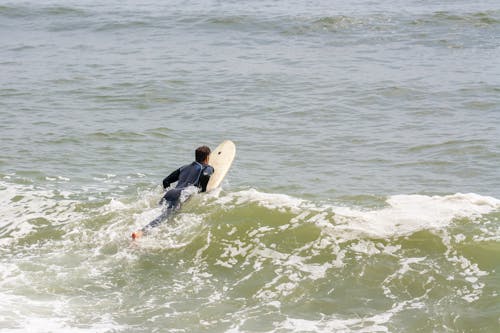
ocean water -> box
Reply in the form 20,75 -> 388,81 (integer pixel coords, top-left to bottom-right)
1,0 -> 499,332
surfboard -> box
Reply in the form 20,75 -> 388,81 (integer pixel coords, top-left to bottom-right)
206,140 -> 236,192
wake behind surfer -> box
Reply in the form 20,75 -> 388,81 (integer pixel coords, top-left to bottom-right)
132,145 -> 214,239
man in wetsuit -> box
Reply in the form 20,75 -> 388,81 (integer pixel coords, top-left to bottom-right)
132,146 -> 214,239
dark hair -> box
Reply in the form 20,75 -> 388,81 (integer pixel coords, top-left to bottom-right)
195,145 -> 211,163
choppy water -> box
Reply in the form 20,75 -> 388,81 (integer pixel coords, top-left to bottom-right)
1,0 -> 499,332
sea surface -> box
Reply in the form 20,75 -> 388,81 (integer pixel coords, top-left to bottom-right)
1,0 -> 499,332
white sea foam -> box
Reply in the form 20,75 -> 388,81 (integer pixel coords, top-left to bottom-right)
275,315 -> 392,333
226,309 -> 395,333
218,189 -> 500,239
0,314 -> 126,333
328,193 -> 500,239
0,182 -> 83,246
213,188 -> 307,212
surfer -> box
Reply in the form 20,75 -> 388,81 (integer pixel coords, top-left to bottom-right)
132,145 -> 214,239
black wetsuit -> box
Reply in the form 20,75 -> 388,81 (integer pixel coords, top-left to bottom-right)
142,161 -> 214,231
161,161 -> 214,203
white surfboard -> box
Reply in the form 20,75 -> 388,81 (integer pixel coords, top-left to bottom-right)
206,140 -> 236,192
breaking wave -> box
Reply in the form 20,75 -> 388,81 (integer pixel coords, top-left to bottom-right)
1,180 -> 499,331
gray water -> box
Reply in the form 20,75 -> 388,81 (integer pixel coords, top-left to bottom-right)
1,1 -> 499,332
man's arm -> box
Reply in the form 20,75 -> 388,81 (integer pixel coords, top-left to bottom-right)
199,166 -> 214,192
162,168 -> 180,189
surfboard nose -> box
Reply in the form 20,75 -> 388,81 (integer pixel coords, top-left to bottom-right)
206,140 -> 236,192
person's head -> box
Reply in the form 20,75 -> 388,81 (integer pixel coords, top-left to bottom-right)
195,145 -> 211,163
